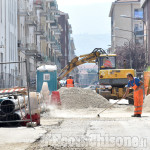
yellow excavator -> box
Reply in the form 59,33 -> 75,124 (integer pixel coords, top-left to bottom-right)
58,48 -> 135,104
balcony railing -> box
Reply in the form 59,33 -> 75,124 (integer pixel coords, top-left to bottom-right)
40,33 -> 47,40
50,1 -> 58,10
46,0 -> 55,3
33,0 -> 44,10
46,14 -> 55,24
50,20 -> 58,29
26,16 -> 37,26
54,12 -> 60,18
35,25 -> 45,35
18,0 -> 31,16
26,43 -> 38,51
135,30 -> 144,36
18,39 -> 29,51
54,29 -> 61,35
54,44 -> 62,57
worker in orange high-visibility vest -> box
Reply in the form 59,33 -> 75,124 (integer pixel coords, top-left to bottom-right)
66,76 -> 74,88
122,73 -> 144,117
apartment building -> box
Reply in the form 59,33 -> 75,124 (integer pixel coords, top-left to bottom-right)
0,0 -> 18,88
58,12 -> 76,66
58,12 -> 70,69
141,0 -> 150,65
57,12 -> 78,80
109,0 -> 144,52
17,0 -> 65,87
0,0 -> 76,88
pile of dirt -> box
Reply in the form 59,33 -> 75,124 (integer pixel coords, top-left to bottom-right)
58,87 -> 111,109
143,94 -> 150,112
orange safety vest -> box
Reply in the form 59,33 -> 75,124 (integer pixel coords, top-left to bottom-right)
130,79 -> 143,115
66,79 -> 74,88
104,60 -> 112,68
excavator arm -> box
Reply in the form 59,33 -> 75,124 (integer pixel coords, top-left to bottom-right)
57,48 -> 107,81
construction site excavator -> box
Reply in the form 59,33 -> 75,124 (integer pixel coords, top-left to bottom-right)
58,48 -> 106,81
58,48 -> 135,104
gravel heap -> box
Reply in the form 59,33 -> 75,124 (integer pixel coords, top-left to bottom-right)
143,94 -> 150,112
58,87 -> 111,109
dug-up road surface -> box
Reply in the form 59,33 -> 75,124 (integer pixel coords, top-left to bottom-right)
1,105 -> 149,150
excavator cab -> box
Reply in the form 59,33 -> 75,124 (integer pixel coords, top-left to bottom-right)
98,54 -> 117,70
97,54 -> 135,104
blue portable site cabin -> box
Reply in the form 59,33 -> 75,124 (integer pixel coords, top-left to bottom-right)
36,65 -> 57,93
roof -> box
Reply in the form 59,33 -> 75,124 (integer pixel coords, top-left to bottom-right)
37,65 -> 57,71
59,11 -> 69,19
141,0 -> 147,7
100,54 -> 117,57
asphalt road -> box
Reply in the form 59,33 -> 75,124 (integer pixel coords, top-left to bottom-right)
27,107 -> 150,150
0,105 -> 150,150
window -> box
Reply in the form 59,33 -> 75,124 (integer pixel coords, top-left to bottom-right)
1,53 -> 3,74
43,74 -> 50,81
134,9 -> 143,19
99,56 -> 116,69
19,56 -> 20,73
134,24 -> 139,32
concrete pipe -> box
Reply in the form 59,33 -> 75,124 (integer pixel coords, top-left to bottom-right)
0,111 -> 6,127
6,113 -> 21,127
0,100 -> 15,114
0,111 -> 6,120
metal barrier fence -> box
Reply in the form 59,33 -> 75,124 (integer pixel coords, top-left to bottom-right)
0,61 -> 32,127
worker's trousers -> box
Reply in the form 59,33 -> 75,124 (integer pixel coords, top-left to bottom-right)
134,89 -> 143,115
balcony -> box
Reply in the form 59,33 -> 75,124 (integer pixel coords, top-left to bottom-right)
25,43 -> 38,56
54,12 -> 60,18
18,1 -> 29,16
55,50 -> 62,57
26,43 -> 37,51
18,38 -> 32,51
26,16 -> 37,26
135,30 -> 144,36
18,40 -> 28,51
35,25 -> 45,35
46,0 -> 55,3
46,15 -> 55,24
54,29 -> 61,35
50,20 -> 58,29
40,33 -> 47,40
18,9 -> 31,16
40,8 -> 50,17
54,44 -> 62,57
33,0 -> 44,10
50,1 -> 58,10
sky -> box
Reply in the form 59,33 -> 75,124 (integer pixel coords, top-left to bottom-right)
57,0 -> 114,55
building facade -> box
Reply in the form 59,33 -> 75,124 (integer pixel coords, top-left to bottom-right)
0,0 -> 76,89
58,12 -> 70,69
0,0 -> 18,88
141,0 -> 150,65
58,12 -> 78,80
109,0 -> 144,53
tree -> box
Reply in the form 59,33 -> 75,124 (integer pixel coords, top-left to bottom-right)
115,42 -> 146,72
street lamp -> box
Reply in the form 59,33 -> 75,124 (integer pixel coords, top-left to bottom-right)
120,14 -> 148,68
112,35 -> 132,68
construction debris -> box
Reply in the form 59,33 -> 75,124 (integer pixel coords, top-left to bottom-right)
58,87 -> 111,109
